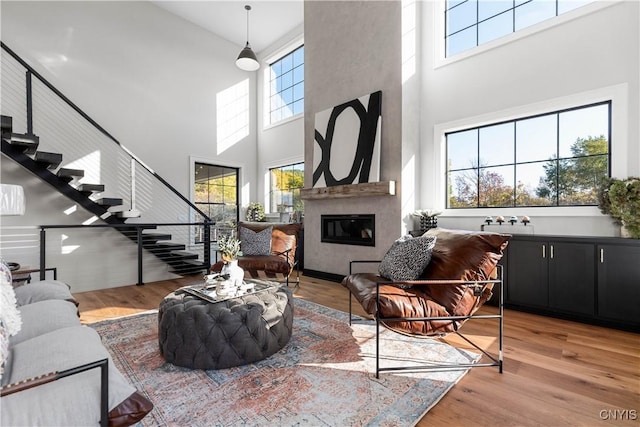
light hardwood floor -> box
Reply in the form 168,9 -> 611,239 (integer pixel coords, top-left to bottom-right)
74,274 -> 640,426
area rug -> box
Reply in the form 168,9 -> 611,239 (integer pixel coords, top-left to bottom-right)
91,298 -> 480,426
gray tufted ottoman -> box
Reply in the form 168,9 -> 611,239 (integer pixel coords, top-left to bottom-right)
158,283 -> 293,369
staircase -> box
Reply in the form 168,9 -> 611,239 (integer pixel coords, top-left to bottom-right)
1,114 -> 209,276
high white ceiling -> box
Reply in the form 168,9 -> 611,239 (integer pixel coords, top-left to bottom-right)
151,1 -> 304,54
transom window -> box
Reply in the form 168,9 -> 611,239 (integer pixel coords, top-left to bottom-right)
445,0 -> 596,57
446,102 -> 610,208
268,45 -> 304,125
194,163 -> 239,243
270,163 -> 304,213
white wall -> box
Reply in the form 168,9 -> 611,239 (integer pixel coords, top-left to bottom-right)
419,1 -> 640,237
0,1 -> 273,291
256,25 -> 305,211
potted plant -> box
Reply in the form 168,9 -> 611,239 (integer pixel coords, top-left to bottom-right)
597,177 -> 640,239
217,235 -> 242,262
246,202 -> 266,222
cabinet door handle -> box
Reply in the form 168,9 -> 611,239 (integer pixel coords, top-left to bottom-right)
550,244 -> 554,259
600,248 -> 604,263
542,245 -> 546,258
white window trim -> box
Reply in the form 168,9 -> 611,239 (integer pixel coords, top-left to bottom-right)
262,35 -> 304,130
434,0 -> 622,69
263,156 -> 305,214
432,83 -> 629,217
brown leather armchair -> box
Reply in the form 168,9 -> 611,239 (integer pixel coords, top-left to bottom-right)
211,221 -> 301,286
342,228 -> 510,377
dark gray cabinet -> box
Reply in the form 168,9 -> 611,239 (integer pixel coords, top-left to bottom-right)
597,244 -> 640,325
507,239 -> 594,315
504,235 -> 639,330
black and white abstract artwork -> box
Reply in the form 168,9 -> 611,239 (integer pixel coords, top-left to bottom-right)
313,91 -> 382,188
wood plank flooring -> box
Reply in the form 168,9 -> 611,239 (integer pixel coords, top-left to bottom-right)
74,274 -> 640,426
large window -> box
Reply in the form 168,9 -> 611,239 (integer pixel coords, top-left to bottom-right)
268,45 -> 304,125
445,0 -> 596,57
194,163 -> 239,243
446,102 -> 610,208
270,163 -> 304,213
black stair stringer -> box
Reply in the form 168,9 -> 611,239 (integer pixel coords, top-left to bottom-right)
2,130 -> 209,276
1,138 -> 118,224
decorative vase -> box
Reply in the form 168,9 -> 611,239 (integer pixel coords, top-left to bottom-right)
221,259 -> 244,287
620,224 -> 631,238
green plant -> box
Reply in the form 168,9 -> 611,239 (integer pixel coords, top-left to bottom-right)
218,235 -> 242,261
246,202 -> 265,222
598,177 -> 640,239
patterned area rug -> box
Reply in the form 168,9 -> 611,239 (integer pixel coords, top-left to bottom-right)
91,298 -> 480,426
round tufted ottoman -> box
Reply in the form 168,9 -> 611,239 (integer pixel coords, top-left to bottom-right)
158,284 -> 293,369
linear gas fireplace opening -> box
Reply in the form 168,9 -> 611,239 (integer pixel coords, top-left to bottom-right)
321,214 -> 375,246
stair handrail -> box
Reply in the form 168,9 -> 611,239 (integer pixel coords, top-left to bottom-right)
0,41 -> 210,221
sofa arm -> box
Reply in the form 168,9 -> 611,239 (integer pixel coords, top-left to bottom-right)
1,358 -> 109,427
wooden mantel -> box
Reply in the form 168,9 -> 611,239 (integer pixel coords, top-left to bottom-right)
300,181 -> 396,200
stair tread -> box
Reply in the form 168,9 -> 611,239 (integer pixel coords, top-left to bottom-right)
77,183 -> 105,193
146,241 -> 184,249
8,133 -> 39,154
34,151 -> 63,169
95,198 -> 123,206
57,168 -> 84,180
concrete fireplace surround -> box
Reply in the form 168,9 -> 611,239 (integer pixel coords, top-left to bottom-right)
303,2 -> 404,278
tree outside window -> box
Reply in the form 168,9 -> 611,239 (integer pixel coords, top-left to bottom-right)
270,163 -> 304,213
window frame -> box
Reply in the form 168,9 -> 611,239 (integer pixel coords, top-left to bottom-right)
265,44 -> 304,128
192,161 -> 240,244
432,84 -> 629,218
434,0 -> 621,68
269,162 -> 305,214
445,101 -> 612,209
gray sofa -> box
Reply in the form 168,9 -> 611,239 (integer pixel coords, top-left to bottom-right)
1,280 -> 153,427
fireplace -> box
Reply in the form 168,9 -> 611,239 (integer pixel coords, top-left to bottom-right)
321,214 -> 375,246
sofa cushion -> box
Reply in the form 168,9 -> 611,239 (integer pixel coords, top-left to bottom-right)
14,280 -> 78,307
0,279 -> 21,382
1,326 -> 152,426
239,225 -> 272,255
379,234 -> 437,281
10,299 -> 80,345
420,228 -> 510,316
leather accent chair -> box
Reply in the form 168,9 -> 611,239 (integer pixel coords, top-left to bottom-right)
211,221 -> 301,286
342,228 -> 511,377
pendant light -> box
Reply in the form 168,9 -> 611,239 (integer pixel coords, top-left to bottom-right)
236,5 -> 259,71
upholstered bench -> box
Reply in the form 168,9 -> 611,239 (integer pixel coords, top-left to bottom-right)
158,282 -> 294,369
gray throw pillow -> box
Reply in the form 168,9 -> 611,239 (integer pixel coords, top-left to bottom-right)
240,226 -> 273,256
379,235 -> 437,281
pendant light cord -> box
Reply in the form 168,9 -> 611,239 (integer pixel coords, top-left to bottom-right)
245,5 -> 251,45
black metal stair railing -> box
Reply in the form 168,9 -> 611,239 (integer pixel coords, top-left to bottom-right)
1,42 -> 213,280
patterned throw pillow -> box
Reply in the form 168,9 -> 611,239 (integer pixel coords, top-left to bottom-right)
239,226 -> 273,256
379,235 -> 437,281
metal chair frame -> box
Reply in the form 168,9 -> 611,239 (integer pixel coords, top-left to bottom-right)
347,261 -> 504,378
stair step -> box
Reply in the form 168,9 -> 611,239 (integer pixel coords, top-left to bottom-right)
115,209 -> 142,219
146,243 -> 186,253
166,251 -> 200,264
57,168 -> 84,182
34,151 -> 63,169
7,133 -> 39,154
170,260 -> 209,275
140,233 -> 172,243
95,197 -> 123,207
77,183 -> 105,194
1,115 -> 12,137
